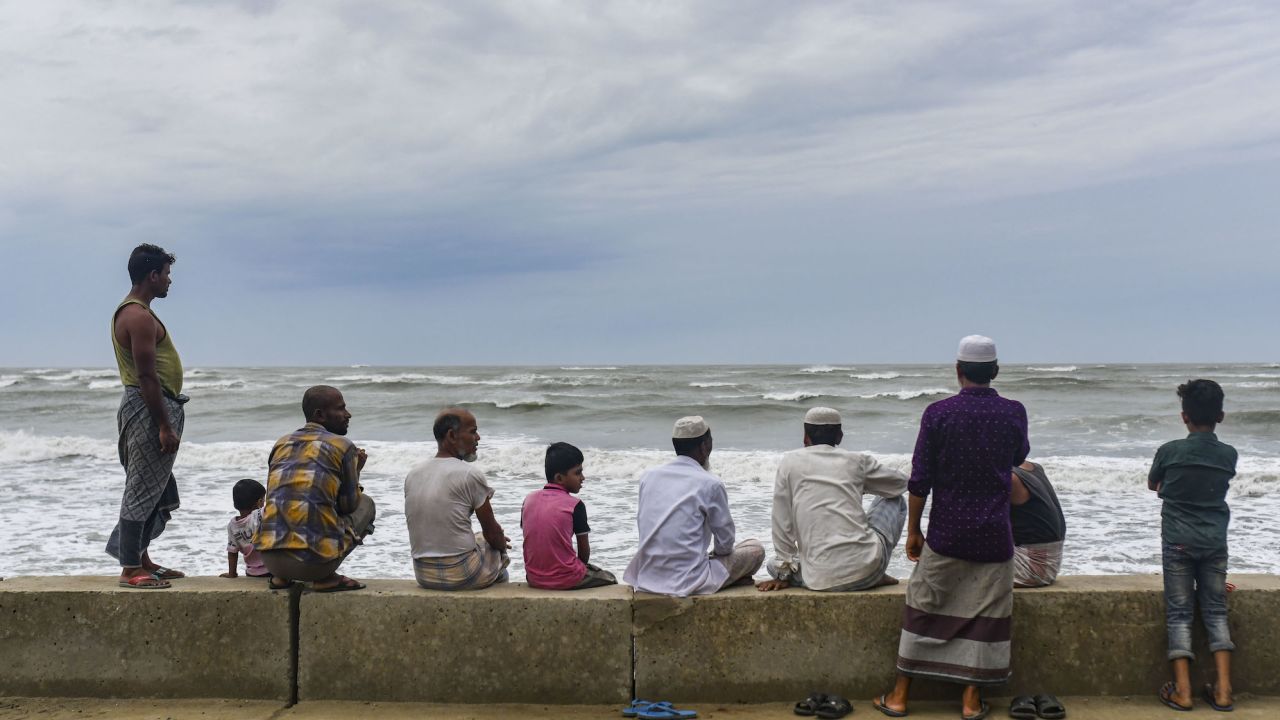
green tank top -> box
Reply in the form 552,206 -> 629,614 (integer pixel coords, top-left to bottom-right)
112,299 -> 183,398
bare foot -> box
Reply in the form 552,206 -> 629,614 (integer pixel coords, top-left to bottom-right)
873,693 -> 907,716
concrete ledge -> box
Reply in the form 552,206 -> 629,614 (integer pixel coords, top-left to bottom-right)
0,577 -> 293,700
633,574 -> 1280,702
296,581 -> 632,703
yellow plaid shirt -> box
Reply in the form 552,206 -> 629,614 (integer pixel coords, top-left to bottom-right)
257,423 -> 360,562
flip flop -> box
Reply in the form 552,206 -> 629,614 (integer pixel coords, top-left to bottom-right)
873,694 -> 908,718
312,575 -> 365,593
149,566 -> 186,580
1159,681 -> 1192,712
1033,694 -> 1066,719
795,693 -> 827,717
268,578 -> 296,590
119,574 -> 171,589
1202,683 -> 1234,712
623,700 -> 656,718
816,695 -> 853,719
1009,696 -> 1037,720
961,700 -> 989,720
636,702 -> 697,719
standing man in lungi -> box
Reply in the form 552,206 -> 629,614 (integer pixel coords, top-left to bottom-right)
106,244 -> 188,589
874,335 -> 1029,720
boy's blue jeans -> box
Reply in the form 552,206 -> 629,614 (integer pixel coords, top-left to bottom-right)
1162,541 -> 1234,661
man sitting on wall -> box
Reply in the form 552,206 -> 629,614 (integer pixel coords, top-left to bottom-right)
256,385 -> 376,591
757,407 -> 908,593
1011,460 -> 1066,588
404,408 -> 511,591
623,416 -> 764,597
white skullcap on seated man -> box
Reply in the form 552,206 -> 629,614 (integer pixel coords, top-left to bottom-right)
623,416 -> 764,597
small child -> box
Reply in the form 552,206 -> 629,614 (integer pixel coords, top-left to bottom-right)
520,442 -> 617,590
1151,379 -> 1238,712
220,479 -> 270,579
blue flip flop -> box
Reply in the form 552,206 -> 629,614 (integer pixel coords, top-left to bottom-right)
622,700 -> 655,717
636,701 -> 697,719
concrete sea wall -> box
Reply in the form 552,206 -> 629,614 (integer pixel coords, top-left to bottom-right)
1,575 -> 1277,702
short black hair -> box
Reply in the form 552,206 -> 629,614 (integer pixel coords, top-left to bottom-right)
232,478 -> 266,512
302,385 -> 340,420
545,442 -> 585,482
128,243 -> 175,285
673,431 -> 710,456
433,410 -> 464,441
957,360 -> 999,385
804,423 -> 842,446
1178,379 -> 1224,426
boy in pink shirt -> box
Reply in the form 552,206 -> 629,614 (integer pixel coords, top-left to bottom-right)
521,443 -> 617,590
220,479 -> 270,579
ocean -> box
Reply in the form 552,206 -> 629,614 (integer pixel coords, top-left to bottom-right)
2,363 -> 1278,581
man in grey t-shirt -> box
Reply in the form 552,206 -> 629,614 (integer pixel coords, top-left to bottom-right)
404,408 -> 510,590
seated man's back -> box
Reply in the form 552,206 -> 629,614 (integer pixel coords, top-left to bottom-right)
626,456 -> 734,596
777,444 -> 906,589
405,456 -> 490,558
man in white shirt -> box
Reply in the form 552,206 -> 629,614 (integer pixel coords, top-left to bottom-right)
624,416 -> 764,597
404,407 -> 511,590
757,407 -> 908,592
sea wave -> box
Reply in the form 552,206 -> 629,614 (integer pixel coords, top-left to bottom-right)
849,372 -> 901,380
560,366 -> 619,371
763,391 -> 824,402
798,366 -> 853,374
690,381 -> 737,388
0,375 -> 22,389
1028,366 -> 1078,372
859,388 -> 950,401
1234,381 -> 1280,389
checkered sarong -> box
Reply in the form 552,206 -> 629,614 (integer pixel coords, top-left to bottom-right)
413,533 -> 509,591
105,387 -> 185,566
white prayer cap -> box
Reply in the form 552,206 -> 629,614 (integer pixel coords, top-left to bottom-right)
804,407 -> 842,425
956,335 -> 998,362
672,415 -> 710,439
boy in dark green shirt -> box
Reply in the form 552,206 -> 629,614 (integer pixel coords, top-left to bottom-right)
1150,379 -> 1237,712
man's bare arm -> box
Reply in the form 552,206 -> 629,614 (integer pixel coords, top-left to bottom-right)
475,499 -> 510,551
121,306 -> 178,454
1010,470 -> 1031,506
576,533 -> 590,564
905,493 -> 927,562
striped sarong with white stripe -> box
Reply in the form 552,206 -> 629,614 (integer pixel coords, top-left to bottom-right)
896,544 -> 1013,686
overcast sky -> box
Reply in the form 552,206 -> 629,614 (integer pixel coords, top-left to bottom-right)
3,1 -> 1279,366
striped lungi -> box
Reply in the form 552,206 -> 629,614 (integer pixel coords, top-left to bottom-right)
413,532 -> 510,591
896,544 -> 1013,685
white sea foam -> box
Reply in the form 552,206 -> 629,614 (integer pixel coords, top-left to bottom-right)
763,391 -> 823,402
561,366 -> 619,371
859,388 -> 951,400
690,381 -> 736,388
1028,366 -> 1078,372
798,365 -> 852,374
1235,381 -> 1280,389
87,380 -> 119,391
0,375 -> 22,389
850,372 -> 902,380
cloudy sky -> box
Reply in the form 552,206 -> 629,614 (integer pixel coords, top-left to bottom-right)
3,1 -> 1279,366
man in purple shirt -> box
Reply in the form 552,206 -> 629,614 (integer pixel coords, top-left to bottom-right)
875,335 -> 1029,720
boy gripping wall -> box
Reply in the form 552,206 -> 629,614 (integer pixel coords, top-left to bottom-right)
220,479 -> 270,579
1151,379 -> 1237,712
520,442 -> 617,590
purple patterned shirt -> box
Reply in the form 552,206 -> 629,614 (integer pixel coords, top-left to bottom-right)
909,386 -> 1030,562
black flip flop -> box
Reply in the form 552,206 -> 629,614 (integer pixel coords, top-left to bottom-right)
795,693 -> 827,717
268,578 -> 295,590
1202,683 -> 1234,712
1009,696 -> 1037,720
1159,681 -> 1192,712
873,694 -> 908,718
816,695 -> 852,719
1033,694 -> 1065,719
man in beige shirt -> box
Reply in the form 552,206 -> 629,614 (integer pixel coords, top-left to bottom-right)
757,407 -> 908,592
